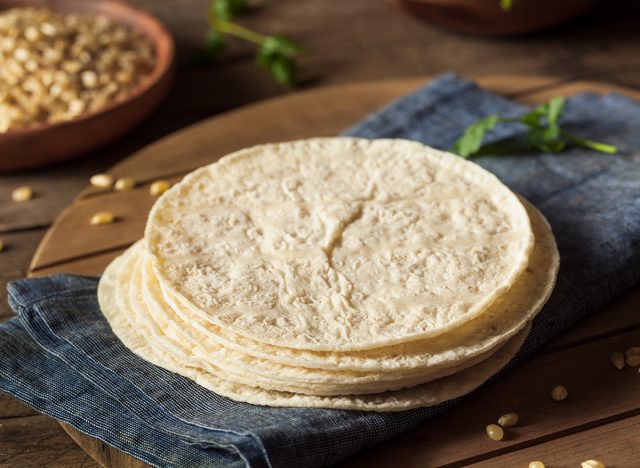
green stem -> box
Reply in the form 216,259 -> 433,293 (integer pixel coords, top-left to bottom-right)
209,16 -> 268,44
561,130 -> 618,154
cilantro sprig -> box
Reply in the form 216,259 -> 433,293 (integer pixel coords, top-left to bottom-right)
198,0 -> 304,86
451,97 -> 617,158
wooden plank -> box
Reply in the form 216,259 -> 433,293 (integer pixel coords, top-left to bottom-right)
61,422 -> 147,468
470,415 -> 640,468
345,329 -> 640,467
29,181 -> 181,271
0,414 -> 99,467
30,248 -> 128,279
0,393 -> 38,419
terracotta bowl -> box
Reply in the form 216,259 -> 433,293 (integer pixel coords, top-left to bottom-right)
0,0 -> 175,172
396,0 -> 604,36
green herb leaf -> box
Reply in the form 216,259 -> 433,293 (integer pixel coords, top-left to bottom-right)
269,55 -> 296,85
203,3 -> 303,86
450,115 -> 500,158
544,97 -> 565,125
264,35 -> 304,57
211,0 -> 247,21
452,96 -> 617,158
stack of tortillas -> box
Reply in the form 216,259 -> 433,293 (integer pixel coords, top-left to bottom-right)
99,137 -> 559,411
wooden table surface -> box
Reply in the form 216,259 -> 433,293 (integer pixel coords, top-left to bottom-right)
2,1 -> 640,466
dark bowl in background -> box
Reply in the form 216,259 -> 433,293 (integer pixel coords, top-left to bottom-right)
396,0 -> 604,36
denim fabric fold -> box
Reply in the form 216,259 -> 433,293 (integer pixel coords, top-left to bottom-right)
1,74 -> 639,467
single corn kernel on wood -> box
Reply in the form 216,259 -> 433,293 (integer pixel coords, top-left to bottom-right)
90,211 -> 115,225
485,424 -> 504,441
529,462 -> 545,468
150,180 -> 171,196
0,239 -> 4,252
90,173 -> 114,188
610,351 -> 625,370
625,354 -> 640,367
581,460 -> 605,468
497,412 -> 518,427
114,177 -> 135,191
625,347 -> 640,357
551,385 -> 568,401
12,186 -> 33,202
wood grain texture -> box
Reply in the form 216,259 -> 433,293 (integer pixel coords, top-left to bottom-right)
0,393 -> 38,419
0,414 -> 98,467
469,415 -> 640,468
346,329 -> 640,467
20,76 -> 640,468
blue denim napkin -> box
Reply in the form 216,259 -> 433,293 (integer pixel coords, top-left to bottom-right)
2,74 -> 639,467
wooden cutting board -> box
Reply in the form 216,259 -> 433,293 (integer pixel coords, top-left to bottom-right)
28,75 -> 640,468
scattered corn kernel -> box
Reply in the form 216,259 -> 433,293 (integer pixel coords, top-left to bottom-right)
150,179 -> 171,196
0,8 -> 155,132
485,424 -> 504,441
114,177 -> 136,191
551,385 -> 568,401
90,211 -> 115,225
625,347 -> 640,357
581,460 -> 605,468
0,239 -> 4,252
497,412 -> 518,427
12,186 -> 33,202
625,354 -> 640,367
610,351 -> 625,370
90,173 -> 114,188
529,462 -> 545,468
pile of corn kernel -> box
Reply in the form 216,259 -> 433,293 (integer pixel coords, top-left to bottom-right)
0,7 -> 155,132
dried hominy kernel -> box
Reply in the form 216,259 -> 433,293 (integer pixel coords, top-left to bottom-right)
581,460 -> 605,468
625,347 -> 640,357
485,424 -> 504,441
150,180 -> 171,196
0,7 -> 155,132
550,385 -> 568,401
90,211 -> 114,225
625,354 -> 640,367
497,412 -> 518,427
610,351 -> 625,370
529,462 -> 545,468
12,186 -> 33,202
90,173 -> 114,188
114,177 -> 135,191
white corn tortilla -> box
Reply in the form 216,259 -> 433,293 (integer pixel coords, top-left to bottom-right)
99,250 -> 530,410
106,197 -> 555,395
121,243 -> 500,395
145,137 -> 534,351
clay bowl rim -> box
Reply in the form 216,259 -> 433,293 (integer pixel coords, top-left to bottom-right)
0,0 -> 175,139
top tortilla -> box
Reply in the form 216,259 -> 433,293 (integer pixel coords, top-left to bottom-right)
145,137 -> 534,351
